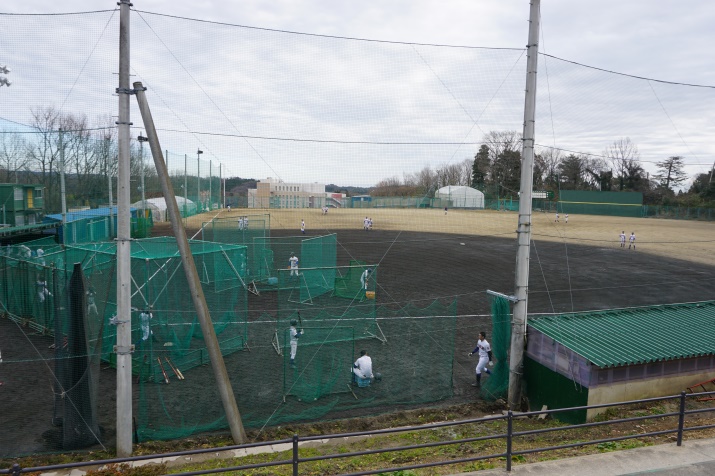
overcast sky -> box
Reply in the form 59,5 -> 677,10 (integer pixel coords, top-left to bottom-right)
2,1 -> 714,186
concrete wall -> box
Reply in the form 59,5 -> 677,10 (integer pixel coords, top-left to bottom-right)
587,371 -> 715,420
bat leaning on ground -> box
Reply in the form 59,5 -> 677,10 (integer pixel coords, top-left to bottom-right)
165,357 -> 185,380
157,357 -> 170,384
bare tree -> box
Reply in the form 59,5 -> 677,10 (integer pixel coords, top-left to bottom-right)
26,106 -> 61,210
604,137 -> 641,191
534,146 -> 562,189
0,131 -> 28,182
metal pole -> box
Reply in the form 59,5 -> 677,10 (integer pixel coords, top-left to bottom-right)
184,154 -> 188,218
220,163 -> 224,209
138,134 -> 149,221
133,81 -> 247,443
108,147 -> 114,237
508,0 -> 540,411
59,128 -> 67,226
197,150 -> 202,211
209,159 -> 212,211
115,0 -> 133,457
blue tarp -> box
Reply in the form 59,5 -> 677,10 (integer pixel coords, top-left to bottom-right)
43,207 -> 138,223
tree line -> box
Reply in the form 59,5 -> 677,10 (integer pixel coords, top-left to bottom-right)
372,131 -> 715,207
0,107 -> 223,214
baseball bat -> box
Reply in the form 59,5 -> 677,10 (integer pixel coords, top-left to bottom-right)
297,311 -> 303,328
165,357 -> 185,380
157,357 -> 169,384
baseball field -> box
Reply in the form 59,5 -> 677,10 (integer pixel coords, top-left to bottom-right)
1,207 -> 713,457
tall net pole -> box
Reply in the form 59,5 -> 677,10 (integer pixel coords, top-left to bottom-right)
508,0 -> 540,411
115,0 -> 134,456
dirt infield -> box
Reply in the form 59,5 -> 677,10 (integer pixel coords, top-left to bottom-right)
1,208 -> 714,457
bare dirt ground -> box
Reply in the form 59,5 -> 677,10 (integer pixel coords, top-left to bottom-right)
1,207 -> 713,459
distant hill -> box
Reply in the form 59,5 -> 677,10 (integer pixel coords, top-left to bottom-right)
326,184 -> 372,196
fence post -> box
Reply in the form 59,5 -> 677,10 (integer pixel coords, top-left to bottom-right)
293,433 -> 299,476
506,411 -> 513,471
677,391 -> 686,446
11,463 -> 21,476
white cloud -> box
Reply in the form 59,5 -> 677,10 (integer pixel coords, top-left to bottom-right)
1,1 -> 714,186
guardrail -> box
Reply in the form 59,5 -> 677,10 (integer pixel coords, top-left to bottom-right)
3,390 -> 714,475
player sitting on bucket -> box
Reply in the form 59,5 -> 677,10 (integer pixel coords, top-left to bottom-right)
353,350 -> 378,387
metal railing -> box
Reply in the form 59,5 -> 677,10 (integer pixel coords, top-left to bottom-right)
3,390 -> 715,476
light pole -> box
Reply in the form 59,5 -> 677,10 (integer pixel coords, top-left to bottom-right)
197,149 -> 203,211
0,65 -> 10,87
137,134 -> 149,222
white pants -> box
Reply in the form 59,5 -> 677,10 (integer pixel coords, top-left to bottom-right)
291,268 -> 299,276
476,356 -> 489,375
290,341 -> 297,360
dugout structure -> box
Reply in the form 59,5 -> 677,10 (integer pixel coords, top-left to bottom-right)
558,191 -> 643,217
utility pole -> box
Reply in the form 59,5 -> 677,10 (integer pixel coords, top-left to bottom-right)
508,0 -> 540,411
133,81 -> 247,444
209,160 -> 212,211
115,0 -> 133,456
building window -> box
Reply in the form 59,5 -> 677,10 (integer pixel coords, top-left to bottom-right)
34,188 -> 43,198
14,188 -> 22,200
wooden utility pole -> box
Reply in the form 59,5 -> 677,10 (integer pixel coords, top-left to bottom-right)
508,0 -> 540,411
133,81 -> 247,444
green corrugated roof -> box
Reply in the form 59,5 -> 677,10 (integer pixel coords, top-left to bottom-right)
528,301 -> 715,368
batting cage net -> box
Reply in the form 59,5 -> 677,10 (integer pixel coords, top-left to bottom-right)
481,295 -> 512,401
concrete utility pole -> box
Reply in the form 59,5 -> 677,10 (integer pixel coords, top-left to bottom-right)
209,160 -> 212,211
508,0 -> 540,411
133,81 -> 247,444
184,154 -> 188,217
115,0 -> 133,457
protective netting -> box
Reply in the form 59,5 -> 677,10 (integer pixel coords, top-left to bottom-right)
481,296 -> 511,401
0,237 -> 249,453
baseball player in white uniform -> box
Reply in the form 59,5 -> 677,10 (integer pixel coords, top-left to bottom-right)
301,219 -> 305,235
629,232 -> 636,250
352,350 -> 374,384
363,217 -> 369,231
554,212 -> 559,223
140,309 -> 153,341
620,231 -> 626,248
289,319 -> 303,367
468,332 -> 493,387
360,268 -> 372,291
289,253 -> 299,277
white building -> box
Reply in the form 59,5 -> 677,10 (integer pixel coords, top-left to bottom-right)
131,196 -> 196,221
435,186 -> 484,208
248,178 -> 344,208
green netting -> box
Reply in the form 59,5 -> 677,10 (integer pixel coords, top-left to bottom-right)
252,234 -> 337,291
333,260 -> 377,299
558,190 -> 643,217
283,326 -> 354,402
203,214 -> 271,281
481,296 -> 511,400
